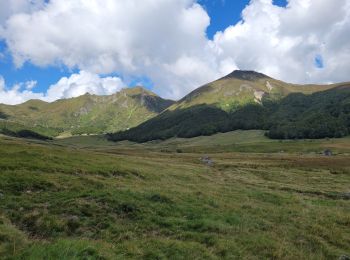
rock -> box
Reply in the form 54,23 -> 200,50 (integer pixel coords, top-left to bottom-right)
340,192 -> 350,200
67,215 -> 79,222
339,255 -> 350,260
200,156 -> 214,166
323,149 -> 333,156
0,192 -> 4,198
266,81 -> 274,91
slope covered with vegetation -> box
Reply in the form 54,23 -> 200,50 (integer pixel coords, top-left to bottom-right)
266,85 -> 350,139
0,134 -> 349,259
169,70 -> 338,112
109,72 -> 350,142
0,121 -> 59,140
0,87 -> 174,137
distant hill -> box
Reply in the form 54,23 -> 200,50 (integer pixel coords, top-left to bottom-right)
108,71 -> 350,142
0,87 -> 175,138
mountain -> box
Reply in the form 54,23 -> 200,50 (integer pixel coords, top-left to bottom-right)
0,87 -> 175,138
108,71 -> 350,142
170,70 -> 337,111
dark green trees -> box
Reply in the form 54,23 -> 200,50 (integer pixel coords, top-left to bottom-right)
108,86 -> 350,142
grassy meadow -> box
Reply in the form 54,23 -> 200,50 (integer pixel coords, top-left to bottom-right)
0,131 -> 349,259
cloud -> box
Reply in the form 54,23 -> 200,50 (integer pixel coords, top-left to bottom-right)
0,71 -> 126,105
0,75 -> 4,90
45,71 -> 125,102
211,0 -> 350,84
1,0 -> 350,100
0,75 -> 44,105
0,0 -> 45,30
24,80 -> 37,90
2,1 -> 209,69
1,0 -> 229,99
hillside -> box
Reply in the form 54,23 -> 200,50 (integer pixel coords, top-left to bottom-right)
109,71 -> 350,142
1,132 -> 349,259
170,70 -> 338,112
0,87 -> 174,137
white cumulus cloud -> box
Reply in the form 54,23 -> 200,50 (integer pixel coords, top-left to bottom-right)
0,75 -> 44,105
45,71 -> 125,102
0,0 -> 45,25
1,0 -> 229,99
0,0 -> 350,101
0,71 -> 126,105
211,0 -> 350,84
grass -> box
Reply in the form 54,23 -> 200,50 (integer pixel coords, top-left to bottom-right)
153,130 -> 350,154
0,87 -> 174,137
0,132 -> 349,259
57,130 -> 350,154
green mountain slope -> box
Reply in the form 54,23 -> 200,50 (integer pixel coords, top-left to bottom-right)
108,71 -> 350,142
266,85 -> 350,139
171,70 -> 340,112
0,87 -> 174,137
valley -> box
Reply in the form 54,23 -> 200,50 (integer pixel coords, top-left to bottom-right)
0,131 -> 349,259
1,1 -> 349,259
1,71 -> 350,259
2,71 -> 350,142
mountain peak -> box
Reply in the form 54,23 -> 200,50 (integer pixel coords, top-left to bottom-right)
121,86 -> 157,96
20,99 -> 49,107
223,70 -> 270,81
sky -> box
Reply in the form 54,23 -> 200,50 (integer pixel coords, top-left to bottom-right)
0,0 -> 349,105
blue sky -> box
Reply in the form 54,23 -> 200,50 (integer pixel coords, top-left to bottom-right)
0,0 -> 348,104
202,0 -> 286,38
0,0 -> 288,95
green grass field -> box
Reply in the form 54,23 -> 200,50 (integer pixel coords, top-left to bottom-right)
55,130 -> 350,154
0,131 -> 349,259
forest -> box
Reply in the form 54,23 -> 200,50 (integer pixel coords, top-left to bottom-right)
108,87 -> 350,142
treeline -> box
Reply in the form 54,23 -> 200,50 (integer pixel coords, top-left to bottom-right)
0,128 -> 52,140
265,88 -> 350,139
107,87 -> 350,142
109,105 -> 230,142
0,121 -> 61,140
0,111 -> 9,119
